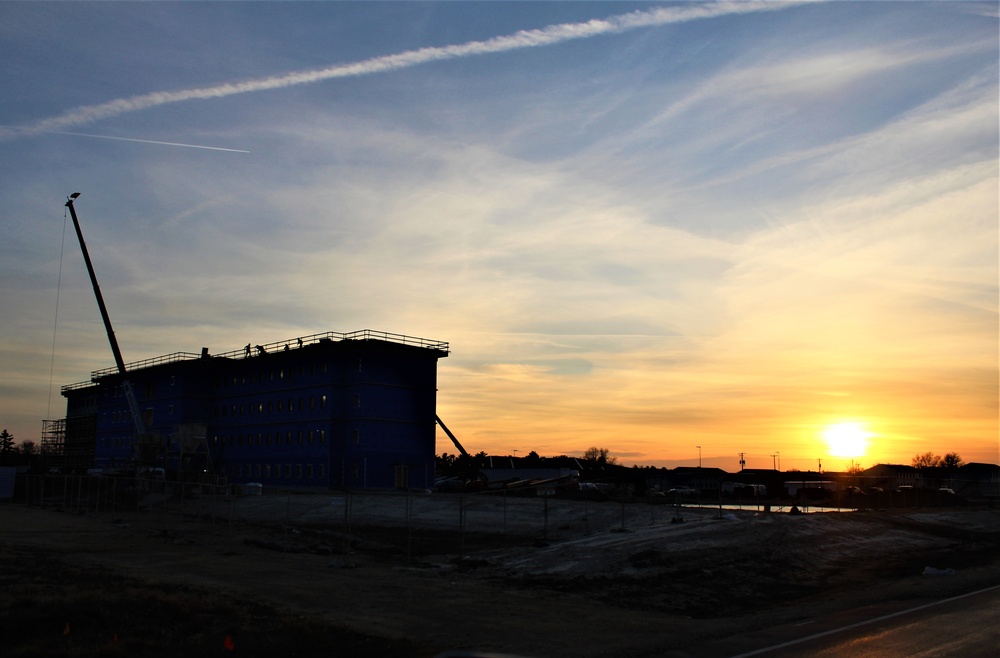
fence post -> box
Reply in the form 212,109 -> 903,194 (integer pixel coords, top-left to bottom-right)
502,488 -> 507,534
406,492 -> 413,563
286,490 -> 292,533
543,493 -> 549,540
343,490 -> 352,555
459,495 -> 466,557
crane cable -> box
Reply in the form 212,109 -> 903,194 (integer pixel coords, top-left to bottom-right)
46,205 -> 69,420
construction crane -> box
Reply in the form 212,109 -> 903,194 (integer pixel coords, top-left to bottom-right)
64,193 -> 148,463
435,414 -> 469,457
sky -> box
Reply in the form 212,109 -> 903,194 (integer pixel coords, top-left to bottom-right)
1,1 -> 997,472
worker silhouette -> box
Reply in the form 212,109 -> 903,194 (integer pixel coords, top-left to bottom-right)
244,343 -> 251,357
297,337 -> 303,348
255,344 -> 266,355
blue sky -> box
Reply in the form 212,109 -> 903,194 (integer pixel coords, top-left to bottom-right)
1,1 -> 997,470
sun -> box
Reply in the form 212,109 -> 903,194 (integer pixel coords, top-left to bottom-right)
822,422 -> 870,458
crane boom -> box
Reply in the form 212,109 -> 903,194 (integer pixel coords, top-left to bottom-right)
64,193 -> 147,440
435,415 -> 469,457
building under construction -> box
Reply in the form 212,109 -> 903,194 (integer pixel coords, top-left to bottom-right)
57,329 -> 449,490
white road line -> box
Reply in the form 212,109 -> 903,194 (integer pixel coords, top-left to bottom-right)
728,583 -> 1000,658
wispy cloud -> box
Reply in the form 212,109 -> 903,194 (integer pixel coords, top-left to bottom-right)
0,1 -> 796,140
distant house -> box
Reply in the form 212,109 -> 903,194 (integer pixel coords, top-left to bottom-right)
860,464 -> 919,491
952,463 -> 1000,499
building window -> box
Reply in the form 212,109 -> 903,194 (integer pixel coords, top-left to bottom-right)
319,430 -> 326,444
264,464 -> 271,478
284,464 -> 291,479
306,464 -> 314,479
351,464 -> 359,479
296,464 -> 303,479
354,395 -> 360,409
318,464 -> 326,479
308,430 -> 314,444
321,395 -> 327,409
353,430 -> 360,445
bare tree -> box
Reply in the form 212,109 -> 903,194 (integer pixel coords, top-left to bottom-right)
911,451 -> 942,468
941,452 -> 963,469
583,447 -> 617,465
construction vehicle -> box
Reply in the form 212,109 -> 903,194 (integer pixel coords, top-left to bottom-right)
64,193 -> 153,474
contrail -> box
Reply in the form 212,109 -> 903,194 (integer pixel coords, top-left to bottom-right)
42,130 -> 250,153
1,1 -> 797,140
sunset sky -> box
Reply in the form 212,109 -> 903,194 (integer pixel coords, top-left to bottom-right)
1,2 -> 997,471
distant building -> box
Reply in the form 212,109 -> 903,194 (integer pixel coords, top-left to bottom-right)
56,330 -> 448,490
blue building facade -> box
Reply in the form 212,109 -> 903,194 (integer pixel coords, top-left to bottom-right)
60,330 -> 448,490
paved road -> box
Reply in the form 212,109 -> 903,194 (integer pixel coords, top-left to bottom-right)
725,584 -> 1000,658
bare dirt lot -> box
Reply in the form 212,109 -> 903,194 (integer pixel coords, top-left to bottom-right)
2,497 -> 999,658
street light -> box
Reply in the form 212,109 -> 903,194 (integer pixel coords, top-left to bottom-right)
697,445 -> 702,468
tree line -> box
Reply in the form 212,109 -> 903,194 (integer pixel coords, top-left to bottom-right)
0,429 -> 38,466
911,451 -> 963,468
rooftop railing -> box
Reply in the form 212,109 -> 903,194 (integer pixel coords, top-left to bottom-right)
81,329 -> 448,383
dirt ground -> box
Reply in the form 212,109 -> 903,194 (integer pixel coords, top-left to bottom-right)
2,497 -> 999,658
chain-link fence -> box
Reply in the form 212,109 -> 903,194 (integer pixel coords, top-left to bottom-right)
28,474 -> 954,563
21,475 -> 723,560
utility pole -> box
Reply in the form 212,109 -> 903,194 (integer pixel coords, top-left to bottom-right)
696,445 -> 702,469
771,453 -> 777,470
739,452 -> 745,471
